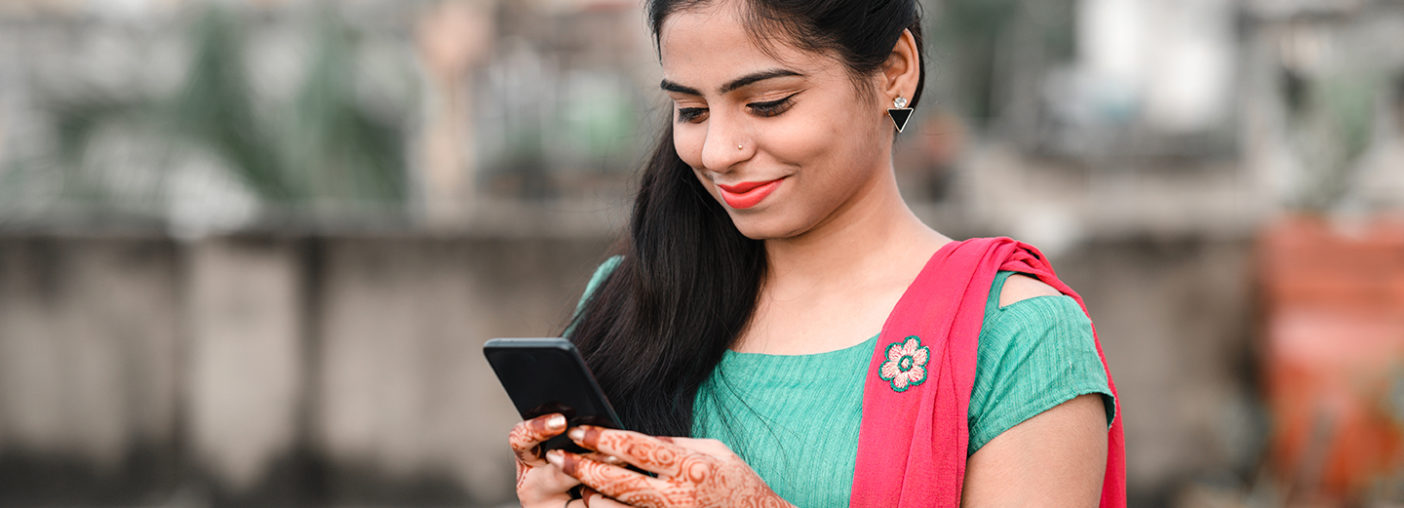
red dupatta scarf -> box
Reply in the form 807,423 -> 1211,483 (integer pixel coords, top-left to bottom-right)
849,237 -> 1126,507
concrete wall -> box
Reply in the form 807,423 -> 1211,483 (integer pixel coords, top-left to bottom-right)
0,232 -> 1258,507
0,233 -> 612,506
1058,236 -> 1264,505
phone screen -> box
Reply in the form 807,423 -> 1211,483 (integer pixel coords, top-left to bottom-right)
483,338 -> 624,453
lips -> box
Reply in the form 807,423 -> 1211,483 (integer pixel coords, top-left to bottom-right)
716,177 -> 784,209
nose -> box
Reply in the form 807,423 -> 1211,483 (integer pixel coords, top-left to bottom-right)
699,112 -> 750,173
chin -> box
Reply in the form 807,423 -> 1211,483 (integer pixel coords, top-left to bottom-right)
726,211 -> 807,241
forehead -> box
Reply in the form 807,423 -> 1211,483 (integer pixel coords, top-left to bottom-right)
657,2 -> 837,88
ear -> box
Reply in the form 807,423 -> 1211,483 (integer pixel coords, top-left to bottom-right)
878,29 -> 920,107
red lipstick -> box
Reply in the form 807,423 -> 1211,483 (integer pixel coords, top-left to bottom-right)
717,178 -> 784,209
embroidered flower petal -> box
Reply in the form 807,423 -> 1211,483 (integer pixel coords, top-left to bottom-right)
880,359 -> 902,381
886,342 -> 905,362
891,371 -> 911,391
905,365 -> 927,387
901,336 -> 921,356
911,346 -> 929,368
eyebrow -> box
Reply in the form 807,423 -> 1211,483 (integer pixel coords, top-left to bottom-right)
660,69 -> 804,96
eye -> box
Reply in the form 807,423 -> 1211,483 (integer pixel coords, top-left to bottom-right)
677,107 -> 708,124
748,93 -> 798,117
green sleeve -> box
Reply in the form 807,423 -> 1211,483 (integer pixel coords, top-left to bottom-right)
565,255 -> 623,337
967,271 -> 1117,456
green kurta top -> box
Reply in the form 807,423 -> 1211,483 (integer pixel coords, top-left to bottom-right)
575,257 -> 1115,507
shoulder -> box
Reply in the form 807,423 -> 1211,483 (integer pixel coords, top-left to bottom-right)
588,255 -> 624,285
981,271 -> 1088,341
968,271 -> 1113,454
996,274 -> 1063,309
575,255 -> 624,314
979,271 -> 1090,346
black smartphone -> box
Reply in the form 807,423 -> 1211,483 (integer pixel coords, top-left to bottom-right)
483,337 -> 624,453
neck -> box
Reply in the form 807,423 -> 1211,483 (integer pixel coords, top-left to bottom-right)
761,164 -> 944,293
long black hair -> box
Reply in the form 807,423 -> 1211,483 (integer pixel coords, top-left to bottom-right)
565,0 -> 926,438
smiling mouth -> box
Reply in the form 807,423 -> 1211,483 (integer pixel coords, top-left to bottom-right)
717,177 -> 785,209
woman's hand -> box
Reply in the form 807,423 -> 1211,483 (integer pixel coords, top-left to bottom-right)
509,413 -> 581,507
546,426 -> 793,508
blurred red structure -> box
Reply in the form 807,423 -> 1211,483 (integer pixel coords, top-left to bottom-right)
1258,215 -> 1404,503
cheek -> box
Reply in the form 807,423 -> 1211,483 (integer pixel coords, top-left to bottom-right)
768,119 -> 839,161
766,109 -> 867,181
770,88 -> 880,166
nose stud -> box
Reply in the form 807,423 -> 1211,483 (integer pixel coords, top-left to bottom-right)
737,144 -> 743,150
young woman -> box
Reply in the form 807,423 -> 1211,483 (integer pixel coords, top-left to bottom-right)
507,0 -> 1124,506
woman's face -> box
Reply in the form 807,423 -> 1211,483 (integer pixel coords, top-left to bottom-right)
658,2 -> 895,240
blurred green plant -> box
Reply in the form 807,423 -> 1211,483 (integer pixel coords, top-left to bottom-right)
23,5 -> 407,222
928,0 -> 1076,126
172,7 -> 298,201
1281,67 -> 1381,213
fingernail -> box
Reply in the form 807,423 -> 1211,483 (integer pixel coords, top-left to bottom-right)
568,427 -> 585,441
547,414 -> 566,429
545,449 -> 563,466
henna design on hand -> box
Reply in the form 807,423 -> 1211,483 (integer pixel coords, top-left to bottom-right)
510,413 -> 565,464
508,413 -> 566,491
553,426 -> 793,508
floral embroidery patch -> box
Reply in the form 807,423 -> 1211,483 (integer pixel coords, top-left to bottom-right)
879,335 -> 930,392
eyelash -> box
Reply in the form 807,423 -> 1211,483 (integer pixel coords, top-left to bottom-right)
750,94 -> 797,117
675,93 -> 799,124
677,107 -> 707,123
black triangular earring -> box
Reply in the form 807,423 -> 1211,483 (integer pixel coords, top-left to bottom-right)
888,96 -> 914,133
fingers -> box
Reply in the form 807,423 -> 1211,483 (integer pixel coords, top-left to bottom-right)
581,452 -> 627,467
658,437 -> 734,457
549,449 -> 679,508
516,461 -> 580,502
586,497 -> 633,508
567,426 -> 700,478
509,413 -> 567,466
582,486 -> 633,508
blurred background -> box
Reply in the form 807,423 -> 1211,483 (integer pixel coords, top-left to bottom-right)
0,0 -> 1402,506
